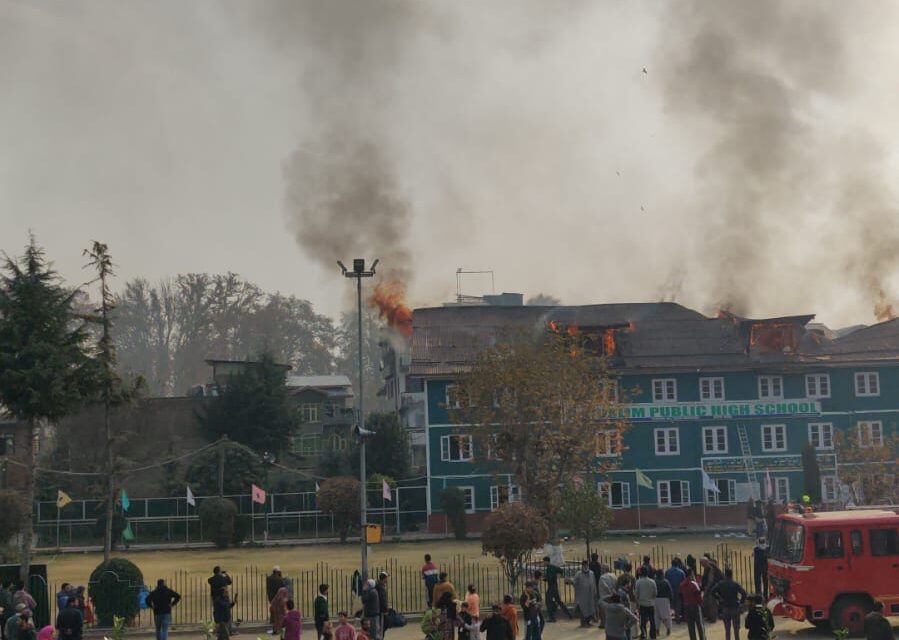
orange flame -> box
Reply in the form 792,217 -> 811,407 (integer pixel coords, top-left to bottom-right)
602,328 -> 616,355
369,281 -> 413,337
874,289 -> 897,322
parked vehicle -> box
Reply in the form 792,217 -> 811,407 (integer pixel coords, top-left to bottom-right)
767,509 -> 899,636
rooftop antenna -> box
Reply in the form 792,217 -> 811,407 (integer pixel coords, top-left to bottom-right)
456,268 -> 495,303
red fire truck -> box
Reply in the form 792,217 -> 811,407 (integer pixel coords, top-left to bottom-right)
767,509 -> 899,635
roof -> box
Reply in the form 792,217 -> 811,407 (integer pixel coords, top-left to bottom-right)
286,375 -> 354,392
781,509 -> 899,525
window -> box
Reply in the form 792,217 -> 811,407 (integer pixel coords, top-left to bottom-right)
658,480 -> 690,507
870,528 -> 899,556
770,520 -> 805,563
774,477 -> 790,503
761,424 -> 787,452
855,372 -> 880,397
490,484 -> 520,510
821,476 -> 837,503
299,403 -> 320,423
445,384 -> 462,409
329,433 -> 347,451
857,421 -> 884,448
808,423 -> 834,450
702,426 -> 728,454
603,380 -> 620,403
294,434 -> 321,455
805,374 -> 830,399
440,435 -> 473,461
700,377 -> 725,401
0,434 -> 13,456
814,531 -> 844,559
850,530 -> 863,556
706,478 -> 736,505
458,486 -> 475,514
652,378 -> 677,402
598,481 -> 631,508
596,431 -> 620,457
654,428 -> 679,455
758,376 -> 783,400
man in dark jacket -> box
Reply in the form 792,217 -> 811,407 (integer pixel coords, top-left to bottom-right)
208,567 -> 231,601
542,557 -> 571,622
361,579 -> 381,640
266,567 -> 284,603
863,601 -> 894,640
146,579 -> 181,640
56,598 -> 84,640
710,569 -> 747,640
376,573 -> 389,639
480,605 -> 514,640
753,540 -> 768,598
314,584 -> 330,640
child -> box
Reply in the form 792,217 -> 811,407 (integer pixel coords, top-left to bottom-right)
334,612 -> 356,640
283,599 -> 302,640
357,618 -> 373,640
744,595 -> 774,640
459,603 -> 481,640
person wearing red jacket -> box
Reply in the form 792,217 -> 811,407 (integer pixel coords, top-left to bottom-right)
678,570 -> 704,640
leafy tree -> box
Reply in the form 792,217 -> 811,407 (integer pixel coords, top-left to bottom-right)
316,446 -> 358,479
365,412 -> 411,479
0,491 -> 27,553
88,558 -> 144,625
0,237 -> 97,577
185,448 -> 267,496
439,487 -> 468,540
198,498 -> 239,549
801,442 -> 822,504
317,476 -> 361,543
835,426 -> 899,505
557,482 -> 613,557
199,352 -> 294,455
453,329 -> 628,536
482,502 -> 548,590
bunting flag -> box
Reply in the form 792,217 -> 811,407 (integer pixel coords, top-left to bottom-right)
315,482 -> 320,493
382,479 -> 392,502
702,470 -> 720,494
56,490 -> 72,509
251,484 -> 267,504
635,468 -> 654,489
120,489 -> 131,512
122,523 -> 135,541
186,485 -> 196,507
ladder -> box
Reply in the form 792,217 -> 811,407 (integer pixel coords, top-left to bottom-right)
737,424 -> 760,499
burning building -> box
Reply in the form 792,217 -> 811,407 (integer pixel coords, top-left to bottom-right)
406,301 -> 899,532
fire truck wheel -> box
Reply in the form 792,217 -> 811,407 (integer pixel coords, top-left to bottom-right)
830,595 -> 871,637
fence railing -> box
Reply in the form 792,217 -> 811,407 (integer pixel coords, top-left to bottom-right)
44,544 -> 761,629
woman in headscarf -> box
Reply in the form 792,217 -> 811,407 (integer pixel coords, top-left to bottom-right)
270,587 -> 290,635
37,626 -> 54,640
699,556 -> 723,623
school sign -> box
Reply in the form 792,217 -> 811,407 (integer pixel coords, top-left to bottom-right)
603,399 -> 822,421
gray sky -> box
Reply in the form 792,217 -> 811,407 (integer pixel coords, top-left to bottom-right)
2,1 -> 898,327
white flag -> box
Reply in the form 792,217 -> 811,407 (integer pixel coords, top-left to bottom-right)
186,485 -> 196,507
766,470 -> 773,499
702,470 -> 720,494
315,482 -> 320,493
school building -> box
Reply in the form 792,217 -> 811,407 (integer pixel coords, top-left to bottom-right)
405,302 -> 899,533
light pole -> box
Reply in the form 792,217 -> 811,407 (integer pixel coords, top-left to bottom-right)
339,258 -> 378,580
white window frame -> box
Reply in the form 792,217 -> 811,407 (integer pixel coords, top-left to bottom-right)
603,380 -> 620,403
702,426 -> 728,454
758,375 -> 784,400
808,422 -> 834,451
706,478 -> 737,506
489,484 -> 520,510
699,377 -> 725,401
440,434 -> 473,462
658,480 -> 691,507
596,430 -> 619,457
820,476 -> 837,504
857,421 -> 884,448
654,427 -> 680,455
458,486 -> 476,513
761,424 -> 787,452
855,372 -> 880,397
774,477 -> 790,503
652,378 -> 677,402
805,374 -> 830,399
299,403 -> 320,423
598,481 -> 631,509
445,383 -> 462,409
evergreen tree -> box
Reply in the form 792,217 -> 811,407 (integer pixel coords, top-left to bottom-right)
365,412 -> 412,479
0,237 -> 96,577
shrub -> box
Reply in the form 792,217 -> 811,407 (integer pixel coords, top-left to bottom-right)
88,558 -> 144,626
0,491 -> 26,544
439,488 -> 468,540
317,477 -> 361,543
232,513 -> 252,545
482,502 -> 548,590
199,498 -> 238,548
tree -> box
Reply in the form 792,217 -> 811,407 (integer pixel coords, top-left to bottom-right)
0,491 -> 27,558
482,502 -> 548,590
801,442 -> 822,504
365,412 -> 411,479
453,328 -> 628,536
557,482 -> 613,557
0,237 -> 96,578
198,498 -> 239,549
88,558 -> 144,626
316,446 -> 358,479
439,488 -> 468,540
835,426 -> 899,505
185,447 -> 267,496
335,308 -> 390,414
317,476 -> 361,543
199,352 -> 294,455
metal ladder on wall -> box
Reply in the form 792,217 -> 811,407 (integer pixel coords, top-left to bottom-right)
737,423 -> 760,498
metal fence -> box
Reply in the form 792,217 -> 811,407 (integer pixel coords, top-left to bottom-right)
34,486 -> 428,549
44,544 -> 760,629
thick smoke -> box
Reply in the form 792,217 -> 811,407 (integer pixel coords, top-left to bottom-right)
659,2 -> 899,319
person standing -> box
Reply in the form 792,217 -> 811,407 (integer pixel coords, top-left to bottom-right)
361,580 -> 381,640
863,601 -> 893,640
599,594 -> 638,640
465,585 -> 480,620
743,595 -> 773,640
458,602 -> 475,640
214,589 -> 236,640
589,554 -> 603,593
55,598 -> 84,640
357,619 -> 373,640
753,540 -> 768,598
55,584 -> 72,614
541,557 -> 571,622
480,605 -> 514,640
520,583 -> 542,640
11,586 -> 35,614
267,568 -> 285,604
146,579 -> 181,640
500,596 -> 519,639
422,555 -> 440,607
432,574 -> 456,612
698,557 -> 722,623
653,570 -> 672,637
664,559 -> 685,624
596,565 -> 616,629
375,573 -> 389,640
709,569 -> 746,640
635,569 -> 658,640
208,567 -> 232,601
314,585 -> 330,640
270,587 -> 290,637
570,561 -> 596,628
334,612 -> 356,640
282,600 -> 301,640
678,570 -> 704,640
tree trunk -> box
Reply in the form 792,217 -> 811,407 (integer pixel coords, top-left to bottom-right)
103,397 -> 114,563
18,421 -> 38,581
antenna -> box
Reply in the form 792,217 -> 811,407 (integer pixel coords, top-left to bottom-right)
456,268 -> 495,303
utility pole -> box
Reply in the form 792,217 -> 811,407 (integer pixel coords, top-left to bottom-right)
338,258 -> 378,580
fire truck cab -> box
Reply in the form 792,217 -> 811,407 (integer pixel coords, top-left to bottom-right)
767,509 -> 899,635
